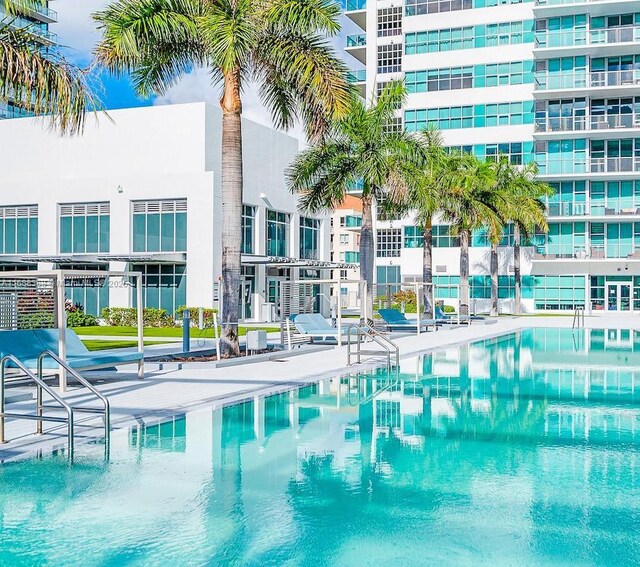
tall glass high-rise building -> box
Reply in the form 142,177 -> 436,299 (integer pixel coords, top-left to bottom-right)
0,0 -> 58,119
344,0 -> 640,314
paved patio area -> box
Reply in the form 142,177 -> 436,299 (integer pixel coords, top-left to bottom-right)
1,313 -> 639,462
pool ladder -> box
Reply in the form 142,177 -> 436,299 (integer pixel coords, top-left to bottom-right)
346,323 -> 399,371
0,351 -> 110,460
572,306 -> 585,329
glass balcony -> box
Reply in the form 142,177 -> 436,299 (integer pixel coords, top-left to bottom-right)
535,27 -> 640,48
535,113 -> 640,132
590,157 -> 640,173
346,34 -> 366,48
345,0 -> 366,10
534,246 -> 588,260
535,70 -> 640,90
341,215 -> 362,228
547,202 -> 588,216
347,70 -> 366,83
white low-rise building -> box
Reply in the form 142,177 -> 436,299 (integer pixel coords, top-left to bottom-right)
0,102 -> 336,321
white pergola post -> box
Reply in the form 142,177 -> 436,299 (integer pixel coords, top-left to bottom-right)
56,271 -> 67,392
415,282 -> 421,336
136,273 -> 144,379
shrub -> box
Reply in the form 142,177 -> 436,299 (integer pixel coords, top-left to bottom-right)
443,304 -> 456,313
66,310 -> 98,327
101,307 -> 173,327
17,311 -> 55,329
175,306 -> 219,327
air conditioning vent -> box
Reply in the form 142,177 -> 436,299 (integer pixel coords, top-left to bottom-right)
436,265 -> 447,273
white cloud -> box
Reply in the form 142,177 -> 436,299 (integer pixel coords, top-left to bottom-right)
52,2 -> 359,142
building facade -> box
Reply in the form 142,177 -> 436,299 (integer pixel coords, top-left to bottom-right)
0,102 -> 337,321
344,0 -> 640,314
330,196 -> 362,309
0,0 -> 58,119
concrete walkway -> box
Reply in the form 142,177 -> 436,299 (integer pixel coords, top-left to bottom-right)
2,313 -> 638,462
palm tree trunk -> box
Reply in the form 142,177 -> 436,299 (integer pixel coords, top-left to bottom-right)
422,218 -> 433,318
360,193 -> 375,321
220,70 -> 243,356
514,225 -> 521,315
490,242 -> 498,317
459,229 -> 470,315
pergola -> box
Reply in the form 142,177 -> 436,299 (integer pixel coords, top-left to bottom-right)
0,269 -> 143,390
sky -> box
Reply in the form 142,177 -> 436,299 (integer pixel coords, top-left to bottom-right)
52,0 -> 360,142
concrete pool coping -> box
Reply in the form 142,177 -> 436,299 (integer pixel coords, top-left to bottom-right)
1,313 -> 639,463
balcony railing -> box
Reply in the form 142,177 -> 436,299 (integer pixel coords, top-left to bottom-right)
535,70 -> 640,90
535,113 -> 640,132
590,156 -> 640,173
591,204 -> 640,215
346,34 -> 366,48
535,26 -> 640,48
347,70 -> 366,83
535,0 -> 634,5
345,0 -> 366,10
547,202 -> 588,216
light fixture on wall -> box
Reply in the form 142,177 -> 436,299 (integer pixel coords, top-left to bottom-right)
117,185 -> 124,194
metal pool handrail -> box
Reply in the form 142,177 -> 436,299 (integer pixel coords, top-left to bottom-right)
572,306 -> 585,329
346,323 -> 399,371
0,354 -> 75,457
37,350 -> 110,457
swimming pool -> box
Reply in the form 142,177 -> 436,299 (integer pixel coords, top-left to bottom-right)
1,327 -> 639,566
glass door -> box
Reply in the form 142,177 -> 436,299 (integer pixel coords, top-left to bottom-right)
620,284 -> 631,311
607,283 -> 618,310
607,283 -> 632,311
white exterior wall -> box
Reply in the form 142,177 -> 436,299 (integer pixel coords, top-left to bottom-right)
0,102 -> 329,319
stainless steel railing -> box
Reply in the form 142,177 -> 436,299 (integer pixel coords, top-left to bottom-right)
346,323 -> 399,371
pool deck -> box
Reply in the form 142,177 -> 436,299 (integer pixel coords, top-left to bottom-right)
2,313 -> 639,462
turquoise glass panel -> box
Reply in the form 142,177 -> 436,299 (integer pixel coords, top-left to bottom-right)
100,216 -> 110,253
5,219 -> 15,254
86,215 -> 99,253
161,213 -> 175,252
60,217 -> 72,253
72,216 -> 85,253
28,218 -> 37,254
132,214 -> 146,252
16,218 -> 28,254
147,214 -> 160,252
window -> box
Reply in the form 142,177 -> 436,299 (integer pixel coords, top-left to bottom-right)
535,139 -> 587,174
377,228 -> 402,257
0,205 -> 37,254
241,205 -> 255,254
62,264 -> 108,317
433,225 -> 459,247
266,210 -> 288,256
376,266 -> 400,294
340,234 -> 350,245
590,139 -> 640,173
534,56 -> 587,90
547,181 -> 587,216
405,21 -> 533,55
405,61 -> 533,93
405,0 -> 531,17
377,44 -> 402,74
404,226 -> 423,248
545,222 -> 586,257
60,203 -> 109,254
405,101 -> 534,132
445,142 -> 534,165
132,200 -> 187,253
345,251 -> 360,263
533,275 -> 585,311
377,7 -> 402,37
299,217 -> 320,260
132,263 -> 186,317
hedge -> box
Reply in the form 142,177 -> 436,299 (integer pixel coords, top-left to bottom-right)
175,306 -> 219,327
101,307 -> 173,327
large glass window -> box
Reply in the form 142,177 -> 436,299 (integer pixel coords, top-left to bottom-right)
266,210 -> 288,256
376,266 -> 400,294
547,181 -> 587,216
590,139 -> 640,173
404,226 -> 423,248
377,43 -> 402,74
532,275 -> 586,311
377,228 -> 402,257
0,205 -> 37,255
534,56 -> 587,90
242,205 -> 255,255
535,139 -> 587,174
377,7 -> 402,37
60,202 -> 110,254
132,263 -> 186,317
62,264 -> 109,317
545,222 -> 586,257
132,200 -> 187,253
299,217 -> 320,260
405,0 -> 531,17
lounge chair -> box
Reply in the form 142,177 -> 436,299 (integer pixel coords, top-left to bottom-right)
378,309 -> 438,332
0,329 -> 144,376
291,313 -> 359,342
435,306 -> 472,325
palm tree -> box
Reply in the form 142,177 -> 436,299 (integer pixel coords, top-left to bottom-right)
1,0 -> 96,134
287,81 -> 424,319
440,154 -> 503,315
93,0 -> 351,355
507,162 -> 553,314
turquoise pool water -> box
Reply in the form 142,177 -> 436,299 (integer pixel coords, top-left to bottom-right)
1,327 -> 640,566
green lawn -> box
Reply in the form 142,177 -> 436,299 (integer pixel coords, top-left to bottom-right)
72,325 -> 281,338
83,340 -> 158,351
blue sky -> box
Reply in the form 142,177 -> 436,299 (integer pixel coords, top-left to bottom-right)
53,0 -> 360,140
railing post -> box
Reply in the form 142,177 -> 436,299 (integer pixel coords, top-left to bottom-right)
56,273 -> 67,392
0,359 -> 5,444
